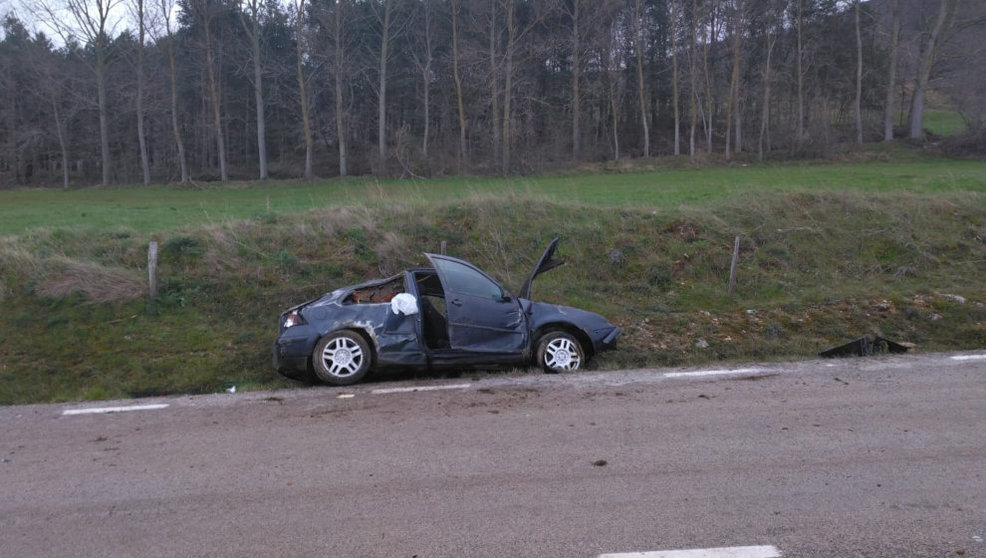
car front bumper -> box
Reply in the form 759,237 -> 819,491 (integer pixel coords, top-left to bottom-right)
595,326 -> 621,352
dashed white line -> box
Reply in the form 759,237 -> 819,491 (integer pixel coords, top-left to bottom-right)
371,383 -> 472,395
599,545 -> 781,558
663,368 -> 764,379
62,404 -> 170,416
951,354 -> 986,361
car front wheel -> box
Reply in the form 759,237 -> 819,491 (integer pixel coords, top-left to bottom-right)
536,331 -> 584,373
313,331 -> 372,385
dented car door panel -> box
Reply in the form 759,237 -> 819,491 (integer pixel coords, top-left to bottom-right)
427,254 -> 528,355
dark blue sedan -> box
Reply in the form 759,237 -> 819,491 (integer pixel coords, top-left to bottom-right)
274,239 -> 620,385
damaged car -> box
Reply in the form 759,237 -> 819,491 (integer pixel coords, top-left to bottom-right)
274,238 -> 621,385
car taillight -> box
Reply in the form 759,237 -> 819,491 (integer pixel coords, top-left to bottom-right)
283,311 -> 304,329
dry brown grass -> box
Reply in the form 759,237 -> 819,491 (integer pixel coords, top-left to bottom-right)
36,257 -> 145,303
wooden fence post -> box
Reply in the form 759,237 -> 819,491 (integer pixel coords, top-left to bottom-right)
148,241 -> 158,297
727,236 -> 741,297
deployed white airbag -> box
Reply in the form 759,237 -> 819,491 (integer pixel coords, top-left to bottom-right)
390,293 -> 419,316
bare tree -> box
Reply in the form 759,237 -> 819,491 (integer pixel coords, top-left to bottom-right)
633,0 -> 649,158
602,12 -> 622,160
239,0 -> 269,180
327,0 -> 350,177
854,0 -> 863,143
131,0 -> 150,184
562,0 -> 585,160
189,0 -> 229,181
500,0 -> 515,174
28,31 -> 76,187
758,8 -> 777,162
372,0 -> 395,173
701,0 -> 717,154
292,0 -> 314,180
795,0 -> 804,144
38,0 -> 122,185
670,0 -> 681,155
908,0 -> 958,139
451,0 -> 467,170
882,0 -> 900,141
688,0 -> 697,162
724,0 -> 744,159
152,0 -> 188,182
410,0 -> 435,159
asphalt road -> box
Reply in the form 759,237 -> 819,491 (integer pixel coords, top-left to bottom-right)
2,353 -> 985,558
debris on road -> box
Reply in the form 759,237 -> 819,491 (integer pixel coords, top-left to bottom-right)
819,336 -> 909,358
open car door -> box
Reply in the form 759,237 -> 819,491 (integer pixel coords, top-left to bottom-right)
518,238 -> 566,300
425,254 -> 528,354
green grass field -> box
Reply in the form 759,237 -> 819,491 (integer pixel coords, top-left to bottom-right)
2,160 -> 982,236
1,158 -> 984,404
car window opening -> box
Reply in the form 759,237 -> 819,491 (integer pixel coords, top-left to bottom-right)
347,275 -> 405,304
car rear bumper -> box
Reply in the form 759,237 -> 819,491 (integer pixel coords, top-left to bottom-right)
273,326 -> 319,379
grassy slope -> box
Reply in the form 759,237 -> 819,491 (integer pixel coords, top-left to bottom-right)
1,160 -> 984,404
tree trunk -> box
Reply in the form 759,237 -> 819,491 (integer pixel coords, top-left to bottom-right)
725,0 -> 743,160
96,48 -> 111,185
501,0 -> 515,175
240,0 -> 268,180
854,0 -> 863,144
908,0 -> 957,139
167,36 -> 189,183
420,0 -> 433,159
377,0 -> 392,173
489,0 -> 501,168
703,0 -> 715,154
136,0 -> 150,185
295,0 -> 314,180
671,0 -> 680,156
796,0 -> 804,145
204,21 -> 228,182
51,96 -> 70,189
688,0 -> 697,163
603,28 -> 620,160
452,0 -> 467,170
883,0 -> 899,141
634,0 -> 649,158
759,33 -> 775,162
569,0 -> 581,160
334,0 -> 348,177
252,32 -> 267,180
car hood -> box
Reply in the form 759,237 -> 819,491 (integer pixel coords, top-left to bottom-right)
518,238 -> 566,300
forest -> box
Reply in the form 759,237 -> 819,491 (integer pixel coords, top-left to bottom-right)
0,0 -> 983,187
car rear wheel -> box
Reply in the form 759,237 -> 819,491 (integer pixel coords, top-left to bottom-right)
313,331 -> 372,385
536,331 -> 584,373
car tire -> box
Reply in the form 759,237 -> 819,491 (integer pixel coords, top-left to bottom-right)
536,331 -> 584,373
312,331 -> 372,385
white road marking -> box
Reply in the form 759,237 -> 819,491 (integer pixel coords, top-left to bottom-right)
62,404 -> 169,416
951,354 -> 986,361
599,545 -> 781,558
663,368 -> 763,379
371,383 -> 472,395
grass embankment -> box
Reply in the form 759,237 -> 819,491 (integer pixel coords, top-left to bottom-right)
1,161 -> 984,404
